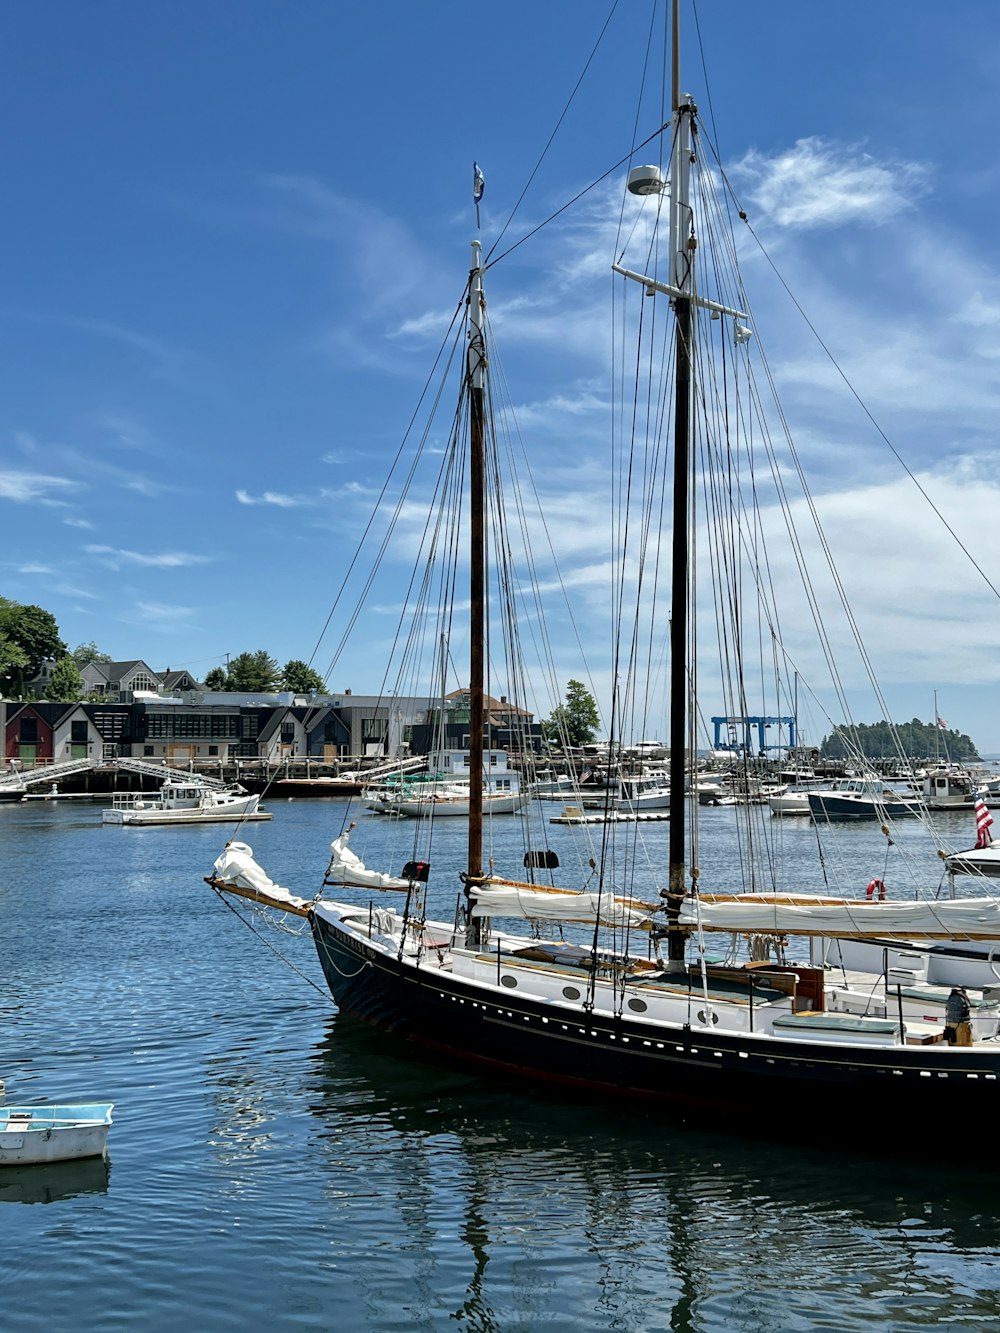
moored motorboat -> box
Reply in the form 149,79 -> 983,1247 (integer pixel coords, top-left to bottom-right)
103,778 -> 269,825
807,779 -> 923,821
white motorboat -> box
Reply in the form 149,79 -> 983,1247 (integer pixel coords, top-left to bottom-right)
807,779 -> 923,821
103,778 -> 269,825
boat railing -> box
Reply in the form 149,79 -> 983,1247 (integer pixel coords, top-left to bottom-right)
109,791 -> 162,811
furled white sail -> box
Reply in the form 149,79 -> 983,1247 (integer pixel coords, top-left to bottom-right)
212,841 -> 304,909
470,884 -> 653,928
327,831 -> 411,891
680,893 -> 1000,938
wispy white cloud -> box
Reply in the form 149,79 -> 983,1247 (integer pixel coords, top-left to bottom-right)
9,310 -> 190,379
84,545 -> 212,569
235,488 -> 307,508
64,516 -> 95,529
0,470 -> 78,504
54,583 -> 98,599
734,137 -> 930,231
17,562 -> 55,575
136,601 -> 196,622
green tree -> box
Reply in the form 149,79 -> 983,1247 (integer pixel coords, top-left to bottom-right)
0,599 -> 66,693
71,641 -> 112,668
226,650 -> 281,691
203,666 -> 229,691
0,633 -> 29,696
281,659 -> 324,693
47,656 -> 83,702
544,679 -> 601,747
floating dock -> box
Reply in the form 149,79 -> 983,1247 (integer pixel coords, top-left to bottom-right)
549,807 -> 670,825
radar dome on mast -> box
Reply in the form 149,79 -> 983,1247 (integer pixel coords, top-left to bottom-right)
627,165 -> 666,196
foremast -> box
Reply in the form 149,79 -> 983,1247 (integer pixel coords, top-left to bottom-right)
465,238 -> 487,948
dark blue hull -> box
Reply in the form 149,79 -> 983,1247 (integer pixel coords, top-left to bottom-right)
309,910 -> 1000,1125
808,795 -> 920,820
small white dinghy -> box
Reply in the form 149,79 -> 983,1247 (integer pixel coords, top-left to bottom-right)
0,1103 -> 114,1165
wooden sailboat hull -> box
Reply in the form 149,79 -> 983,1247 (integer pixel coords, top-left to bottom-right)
309,910 -> 1000,1125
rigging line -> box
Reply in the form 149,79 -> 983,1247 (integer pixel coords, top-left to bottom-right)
612,0 -> 668,262
484,0 -> 622,266
737,215 -> 1000,605
320,315 -> 468,685
483,324 -> 607,739
210,888 -> 334,1003
484,125 -> 669,273
305,288 -> 468,677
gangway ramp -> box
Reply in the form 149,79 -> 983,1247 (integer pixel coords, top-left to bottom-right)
0,757 -> 97,794
112,757 -> 231,790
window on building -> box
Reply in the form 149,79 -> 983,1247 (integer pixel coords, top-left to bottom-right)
130,673 -> 156,692
144,746 -> 154,756
19,718 -> 38,744
71,721 -> 88,744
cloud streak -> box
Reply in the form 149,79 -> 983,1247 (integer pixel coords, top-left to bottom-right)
0,470 -> 78,504
84,545 -> 212,569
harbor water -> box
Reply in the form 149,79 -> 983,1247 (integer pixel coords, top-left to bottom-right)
3,796 -> 1000,1331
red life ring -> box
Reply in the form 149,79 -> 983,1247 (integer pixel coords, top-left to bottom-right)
866,878 -> 886,900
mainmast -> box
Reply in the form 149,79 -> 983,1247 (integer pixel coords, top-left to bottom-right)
466,237 -> 487,947
613,2 -> 747,969
665,27 -> 695,968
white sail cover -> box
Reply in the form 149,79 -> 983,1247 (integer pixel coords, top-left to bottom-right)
327,832 -> 411,891
470,885 -> 652,928
679,893 -> 1000,938
211,841 -> 304,908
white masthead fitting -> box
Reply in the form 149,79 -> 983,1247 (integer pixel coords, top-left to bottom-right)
627,165 -> 666,196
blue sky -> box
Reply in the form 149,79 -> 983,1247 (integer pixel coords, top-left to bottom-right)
4,2 -> 1000,748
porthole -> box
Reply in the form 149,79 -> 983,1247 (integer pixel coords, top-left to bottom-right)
697,1009 -> 720,1026
562,985 -> 581,1000
500,975 -> 517,989
627,998 -> 648,1013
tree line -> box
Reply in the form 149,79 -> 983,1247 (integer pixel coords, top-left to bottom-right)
4,597 -> 979,761
0,597 -> 326,702
821,718 -> 980,762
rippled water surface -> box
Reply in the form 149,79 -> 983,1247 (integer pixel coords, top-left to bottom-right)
3,798 -> 1000,1331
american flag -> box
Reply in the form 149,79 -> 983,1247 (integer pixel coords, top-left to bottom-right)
975,798 -> 994,849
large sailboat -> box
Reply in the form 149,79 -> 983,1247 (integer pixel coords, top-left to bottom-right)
206,3 -> 1000,1126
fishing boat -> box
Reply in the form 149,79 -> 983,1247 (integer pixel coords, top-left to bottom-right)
0,1104 -> 114,1166
806,778 -> 923,821
205,2 -> 1000,1128
104,777 -> 269,826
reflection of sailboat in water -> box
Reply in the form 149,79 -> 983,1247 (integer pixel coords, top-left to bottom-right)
208,3 -> 1000,1126
300,1013 -> 1000,1329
